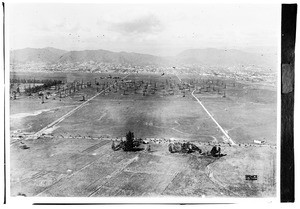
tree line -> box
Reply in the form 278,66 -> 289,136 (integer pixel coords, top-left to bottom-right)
24,80 -> 63,94
10,78 -> 64,84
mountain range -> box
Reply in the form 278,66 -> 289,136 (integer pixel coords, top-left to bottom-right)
10,47 -> 277,68
10,47 -> 67,64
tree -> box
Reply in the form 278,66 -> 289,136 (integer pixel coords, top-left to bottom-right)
123,131 -> 134,151
41,93 -> 45,104
111,141 -> 116,150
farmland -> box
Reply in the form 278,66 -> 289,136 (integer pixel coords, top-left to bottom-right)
10,71 -> 277,197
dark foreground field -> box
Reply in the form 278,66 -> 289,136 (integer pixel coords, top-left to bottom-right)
10,72 -> 277,197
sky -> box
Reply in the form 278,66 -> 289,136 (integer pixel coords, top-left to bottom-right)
8,3 -> 280,56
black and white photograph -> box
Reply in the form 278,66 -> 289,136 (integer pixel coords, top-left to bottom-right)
4,1 -> 284,203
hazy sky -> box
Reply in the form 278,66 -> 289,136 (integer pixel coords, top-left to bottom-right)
8,4 -> 280,56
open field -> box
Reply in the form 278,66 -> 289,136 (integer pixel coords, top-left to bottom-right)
10,72 -> 277,197
10,136 -> 276,197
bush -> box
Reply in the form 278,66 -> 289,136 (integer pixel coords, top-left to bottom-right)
169,143 -> 175,153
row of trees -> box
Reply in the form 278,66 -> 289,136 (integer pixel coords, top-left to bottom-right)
10,78 -> 64,84
24,80 -> 63,94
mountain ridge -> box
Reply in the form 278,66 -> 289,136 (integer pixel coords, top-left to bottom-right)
10,47 -> 276,67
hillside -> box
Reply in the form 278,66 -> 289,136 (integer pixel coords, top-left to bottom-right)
57,50 -> 165,66
10,47 -> 67,64
10,47 -> 277,68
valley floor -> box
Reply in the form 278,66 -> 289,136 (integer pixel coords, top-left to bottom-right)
9,72 -> 277,198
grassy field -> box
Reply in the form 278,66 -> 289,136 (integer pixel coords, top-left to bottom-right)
9,72 -> 277,197
10,136 -> 276,197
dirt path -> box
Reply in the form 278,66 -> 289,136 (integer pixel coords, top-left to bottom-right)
191,90 -> 236,145
32,74 -> 129,138
173,71 -> 182,82
172,73 -> 234,145
205,162 -> 241,197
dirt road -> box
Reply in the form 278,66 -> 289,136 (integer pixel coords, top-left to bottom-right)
32,74 -> 129,138
191,89 -> 236,145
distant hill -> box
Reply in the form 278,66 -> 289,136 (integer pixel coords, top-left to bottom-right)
58,49 -> 165,66
176,48 -> 276,67
10,47 -> 67,64
43,47 -> 67,56
10,47 -> 276,68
